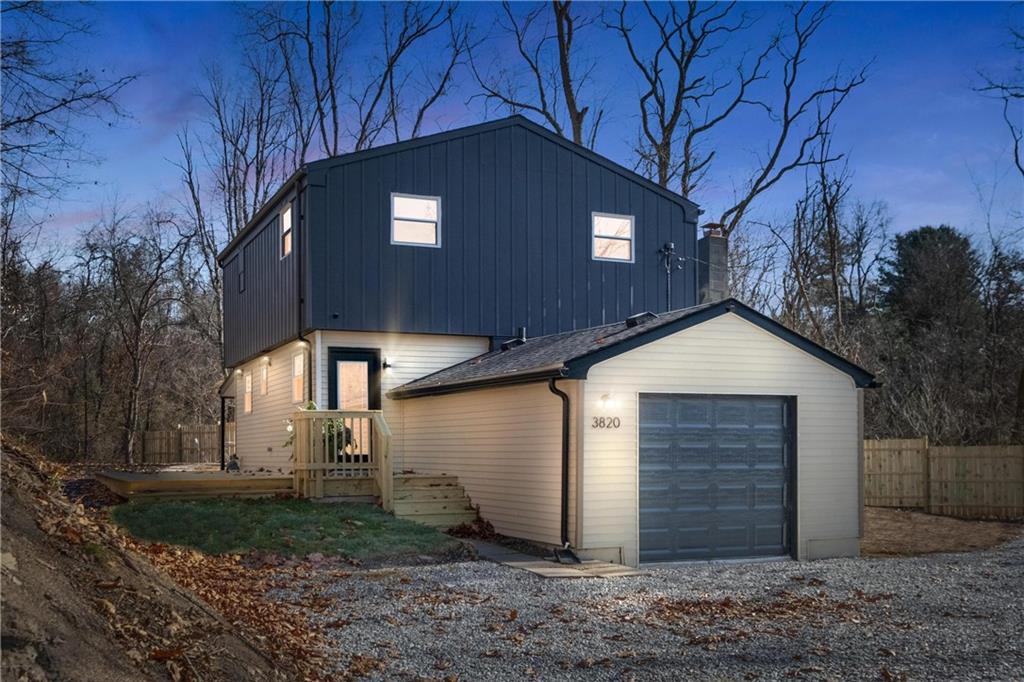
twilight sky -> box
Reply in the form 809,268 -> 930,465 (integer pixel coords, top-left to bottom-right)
23,1 -> 1024,248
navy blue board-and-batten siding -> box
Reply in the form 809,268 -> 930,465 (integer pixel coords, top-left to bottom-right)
219,116 -> 700,368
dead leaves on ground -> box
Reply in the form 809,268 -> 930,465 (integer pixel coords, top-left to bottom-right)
133,540 -> 332,680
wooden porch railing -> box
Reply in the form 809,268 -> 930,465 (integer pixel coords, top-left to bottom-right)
291,410 -> 393,511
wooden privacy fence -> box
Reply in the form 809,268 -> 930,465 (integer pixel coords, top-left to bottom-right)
864,438 -> 1024,520
142,423 -> 236,464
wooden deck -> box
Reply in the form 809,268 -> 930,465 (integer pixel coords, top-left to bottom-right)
95,470 -> 477,527
96,470 -> 386,501
96,471 -> 294,499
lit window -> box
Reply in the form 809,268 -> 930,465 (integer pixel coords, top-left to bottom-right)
391,193 -> 440,247
260,364 -> 269,396
592,213 -> 634,262
280,204 -> 293,258
292,354 -> 304,403
243,371 -> 253,414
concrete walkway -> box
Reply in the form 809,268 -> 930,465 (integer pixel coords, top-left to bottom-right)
469,540 -> 645,579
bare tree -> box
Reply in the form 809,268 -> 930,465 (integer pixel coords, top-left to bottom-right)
609,2 -> 866,236
81,210 -> 185,463
352,2 -> 459,150
977,20 -> 1024,180
249,1 -> 359,159
1,1 -> 136,276
472,1 -> 605,148
606,1 -> 770,195
197,51 -> 290,239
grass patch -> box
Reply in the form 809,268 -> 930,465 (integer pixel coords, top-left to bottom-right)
112,497 -> 462,560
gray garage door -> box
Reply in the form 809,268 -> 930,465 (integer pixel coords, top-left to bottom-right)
638,394 -> 793,563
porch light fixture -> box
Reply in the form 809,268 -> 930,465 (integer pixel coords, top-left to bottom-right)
382,358 -> 394,371
599,393 -> 613,409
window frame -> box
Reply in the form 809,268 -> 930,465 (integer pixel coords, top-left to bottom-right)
237,252 -> 246,292
591,211 -> 635,264
279,203 -> 293,259
291,352 -> 305,404
390,192 -> 442,248
243,371 -> 253,414
259,363 -> 269,396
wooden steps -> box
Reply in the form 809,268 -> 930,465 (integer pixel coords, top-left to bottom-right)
391,473 -> 477,529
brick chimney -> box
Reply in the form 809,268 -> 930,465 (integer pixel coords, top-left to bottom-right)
698,224 -> 728,303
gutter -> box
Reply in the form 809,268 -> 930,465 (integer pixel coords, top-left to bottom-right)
548,378 -> 580,564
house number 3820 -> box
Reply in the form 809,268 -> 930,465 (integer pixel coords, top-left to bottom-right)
592,416 -> 621,429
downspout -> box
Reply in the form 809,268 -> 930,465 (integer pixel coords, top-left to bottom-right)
548,378 -> 580,564
294,182 -> 313,405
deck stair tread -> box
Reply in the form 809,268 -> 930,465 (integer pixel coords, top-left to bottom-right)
391,473 -> 477,529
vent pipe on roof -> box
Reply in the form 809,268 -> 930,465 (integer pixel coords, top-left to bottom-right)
500,327 -> 528,352
698,224 -> 729,304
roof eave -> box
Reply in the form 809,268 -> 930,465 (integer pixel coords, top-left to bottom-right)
388,364 -> 567,400
216,167 -> 307,264
564,298 -> 877,388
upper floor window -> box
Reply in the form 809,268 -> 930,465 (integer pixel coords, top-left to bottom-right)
391,193 -> 440,247
592,212 -> 634,263
280,204 -> 293,258
259,363 -> 269,396
238,252 -> 245,292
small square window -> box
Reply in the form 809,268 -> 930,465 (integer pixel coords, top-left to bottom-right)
391,193 -> 440,247
592,213 -> 634,262
280,204 -> 293,258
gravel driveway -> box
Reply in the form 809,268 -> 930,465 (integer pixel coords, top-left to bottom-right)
282,536 -> 1024,681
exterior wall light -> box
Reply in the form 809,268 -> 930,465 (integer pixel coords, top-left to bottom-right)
382,358 -> 394,371
599,393 -> 613,409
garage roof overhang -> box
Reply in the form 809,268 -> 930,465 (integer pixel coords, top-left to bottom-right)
387,298 -> 878,400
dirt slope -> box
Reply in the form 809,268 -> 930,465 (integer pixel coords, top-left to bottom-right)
1,438 -> 288,681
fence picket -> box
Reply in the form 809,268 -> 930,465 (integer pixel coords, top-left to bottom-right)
141,424 -> 235,464
864,438 -> 1023,520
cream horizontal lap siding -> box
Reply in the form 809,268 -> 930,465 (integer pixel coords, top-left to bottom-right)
312,331 -> 490,466
581,312 -> 860,566
234,340 -> 309,472
401,381 -> 580,547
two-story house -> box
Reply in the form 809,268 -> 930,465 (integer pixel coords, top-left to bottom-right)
217,116 -> 874,566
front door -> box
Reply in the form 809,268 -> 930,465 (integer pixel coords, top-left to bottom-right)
327,349 -> 382,410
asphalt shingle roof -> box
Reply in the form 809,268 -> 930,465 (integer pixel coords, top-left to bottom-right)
388,301 -> 721,399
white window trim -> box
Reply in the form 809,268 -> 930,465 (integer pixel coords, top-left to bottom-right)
291,352 -> 305,404
259,363 -> 269,396
279,204 -> 293,259
591,211 -> 635,264
390,192 -> 442,248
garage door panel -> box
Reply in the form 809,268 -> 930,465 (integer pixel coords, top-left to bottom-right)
639,394 -> 793,563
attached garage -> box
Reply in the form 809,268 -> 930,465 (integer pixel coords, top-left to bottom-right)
390,298 -> 875,567
638,394 -> 795,563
